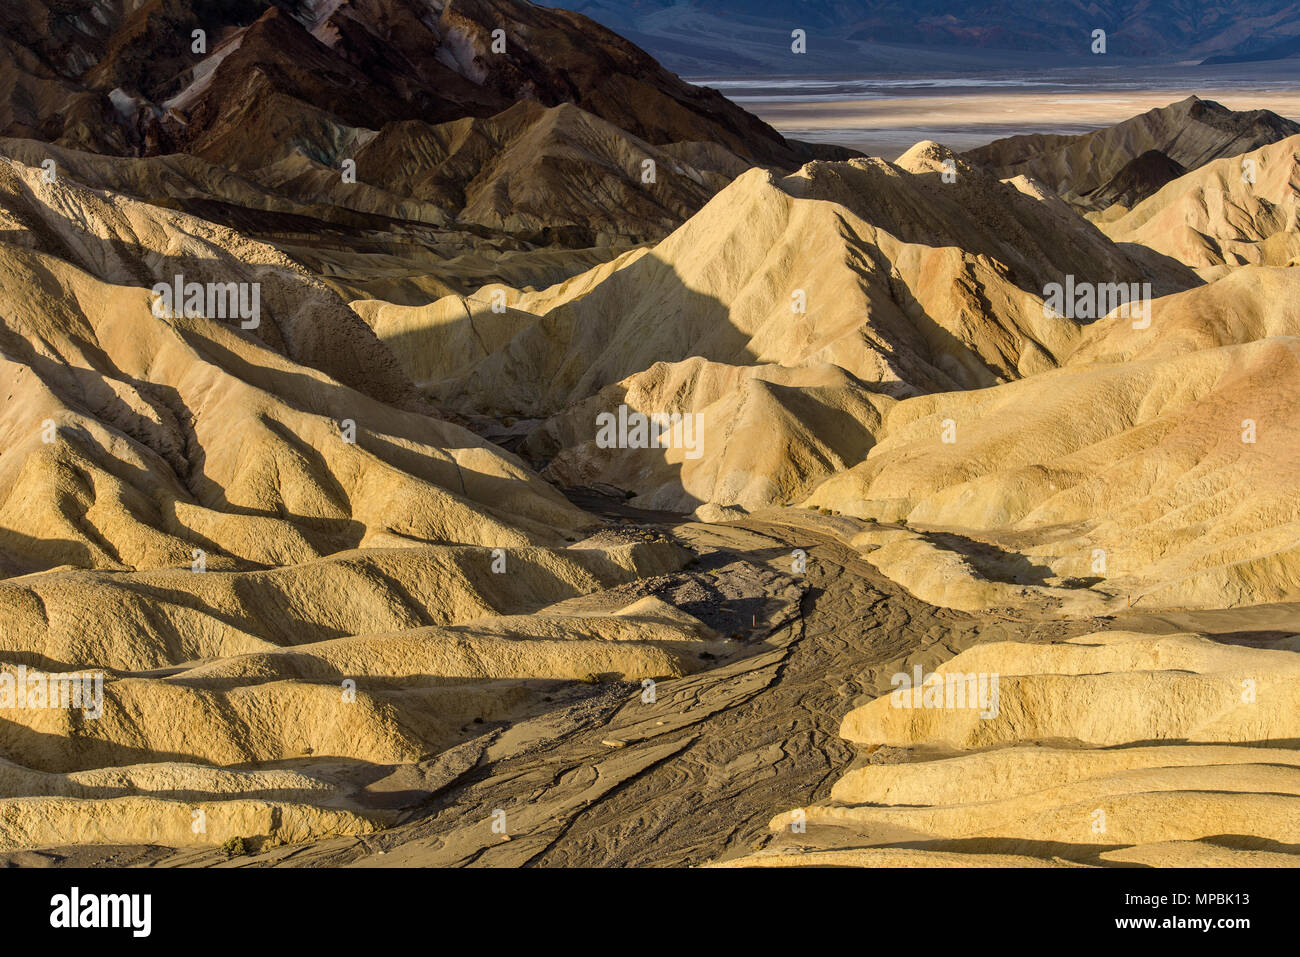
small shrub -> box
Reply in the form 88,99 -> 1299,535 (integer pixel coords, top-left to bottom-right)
220,836 -> 247,858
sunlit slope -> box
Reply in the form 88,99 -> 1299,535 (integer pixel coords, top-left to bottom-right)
723,632 -> 1300,868
807,270 -> 1300,609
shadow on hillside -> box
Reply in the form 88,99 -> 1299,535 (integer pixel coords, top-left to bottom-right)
917,529 -> 1087,588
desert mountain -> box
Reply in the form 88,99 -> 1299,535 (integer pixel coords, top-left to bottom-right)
415,145 -> 1194,413
0,0 -> 869,309
3,0 -> 841,170
0,156 -> 585,569
1095,134 -> 1300,280
966,96 -> 1300,210
359,143 -> 1197,512
340,100 -> 744,245
0,133 -> 667,308
803,266 -> 1300,611
0,154 -> 424,400
1084,149 -> 1188,212
0,146 -> 753,850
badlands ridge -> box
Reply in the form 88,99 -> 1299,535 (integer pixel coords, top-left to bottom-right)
0,0 -> 1298,867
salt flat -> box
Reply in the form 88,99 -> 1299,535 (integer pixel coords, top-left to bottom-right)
703,66 -> 1300,157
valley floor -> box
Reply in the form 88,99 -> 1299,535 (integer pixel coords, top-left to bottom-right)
733,89 -> 1300,158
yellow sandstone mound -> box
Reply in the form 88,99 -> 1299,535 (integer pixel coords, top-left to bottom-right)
727,632 -> 1300,867
0,237 -> 590,574
1096,135 -> 1300,280
428,148 -> 1190,417
0,541 -> 691,671
348,144 -> 1203,516
349,246 -> 651,388
0,601 -> 718,774
1066,264 -> 1300,364
0,155 -> 415,404
713,848 -> 1083,868
0,796 -> 378,852
0,148 -> 728,853
526,358 -> 893,512
806,272 -> 1300,610
839,631 -> 1300,749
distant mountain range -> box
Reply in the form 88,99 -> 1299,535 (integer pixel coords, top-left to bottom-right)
537,1 -> 1300,73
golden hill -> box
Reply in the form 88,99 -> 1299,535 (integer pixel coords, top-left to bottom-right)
805,268 -> 1300,610
423,148 -> 1192,417
1096,135 -> 1300,280
350,146 -> 1201,516
722,631 -> 1300,867
0,135 -> 781,853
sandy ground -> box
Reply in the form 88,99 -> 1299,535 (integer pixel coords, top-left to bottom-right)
745,90 -> 1300,158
